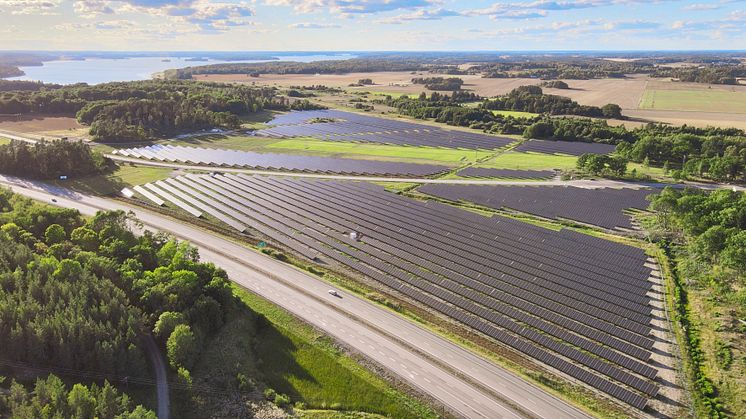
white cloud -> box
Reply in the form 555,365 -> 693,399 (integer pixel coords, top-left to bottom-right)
0,0 -> 61,15
264,0 -> 435,15
289,22 -> 341,28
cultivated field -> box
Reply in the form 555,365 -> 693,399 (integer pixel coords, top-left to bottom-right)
0,115 -> 83,133
640,85 -> 746,113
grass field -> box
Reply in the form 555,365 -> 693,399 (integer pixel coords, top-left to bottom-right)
0,137 -> 10,145
162,135 -> 495,165
639,89 -> 746,113
490,110 -> 540,118
477,151 -> 577,170
49,164 -> 173,195
234,286 -> 436,418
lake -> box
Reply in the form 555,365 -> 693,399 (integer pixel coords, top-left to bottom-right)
8,53 -> 356,85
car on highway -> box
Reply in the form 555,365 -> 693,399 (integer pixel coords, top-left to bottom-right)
328,289 -> 341,298
51,198 -> 57,203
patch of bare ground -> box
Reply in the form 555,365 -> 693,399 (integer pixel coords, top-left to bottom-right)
0,115 -> 83,133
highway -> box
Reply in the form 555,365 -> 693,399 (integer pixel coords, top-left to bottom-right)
0,174 -> 593,419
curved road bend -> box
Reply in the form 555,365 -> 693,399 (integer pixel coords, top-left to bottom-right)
143,334 -> 170,419
0,175 -> 591,419
108,154 -> 744,191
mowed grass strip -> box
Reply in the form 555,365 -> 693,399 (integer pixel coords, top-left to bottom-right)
639,88 -> 746,113
478,151 -> 577,170
163,134 -> 498,165
490,110 -> 540,118
265,138 -> 495,164
0,137 -> 11,146
49,164 -> 174,195
234,286 -> 437,418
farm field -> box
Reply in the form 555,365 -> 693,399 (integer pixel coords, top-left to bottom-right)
639,88 -> 746,113
0,115 -> 83,133
477,151 -> 578,171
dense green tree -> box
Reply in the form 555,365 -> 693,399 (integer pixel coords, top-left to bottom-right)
44,223 -> 66,245
167,324 -> 199,370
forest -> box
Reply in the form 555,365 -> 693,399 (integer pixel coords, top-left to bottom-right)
482,86 -> 621,118
0,192 -> 255,417
0,140 -> 110,179
0,80 -> 276,142
475,59 -> 654,79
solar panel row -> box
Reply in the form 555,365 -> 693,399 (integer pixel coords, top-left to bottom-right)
114,144 -> 448,176
457,167 -> 556,179
419,184 -> 651,230
255,110 -> 515,150
515,139 -> 617,156
136,173 -> 659,409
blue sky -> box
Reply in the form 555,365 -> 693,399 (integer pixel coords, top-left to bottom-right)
0,0 -> 744,50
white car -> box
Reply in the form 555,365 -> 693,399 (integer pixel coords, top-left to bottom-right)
328,289 -> 341,298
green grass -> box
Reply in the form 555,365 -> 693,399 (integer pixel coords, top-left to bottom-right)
478,151 -> 577,170
49,164 -> 173,195
234,286 -> 437,418
490,110 -> 540,118
266,138 -> 493,164
639,88 -> 746,113
0,137 -> 10,146
162,135 -> 495,165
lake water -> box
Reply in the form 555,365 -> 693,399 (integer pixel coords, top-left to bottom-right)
8,53 -> 356,85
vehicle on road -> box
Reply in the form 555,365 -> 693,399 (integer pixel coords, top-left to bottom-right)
328,289 -> 341,298
51,198 -> 57,203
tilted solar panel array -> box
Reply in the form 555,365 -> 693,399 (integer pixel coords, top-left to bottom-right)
136,173 -> 660,410
255,110 -> 515,150
515,139 -> 617,156
419,184 -> 651,230
457,167 -> 556,179
113,144 -> 447,176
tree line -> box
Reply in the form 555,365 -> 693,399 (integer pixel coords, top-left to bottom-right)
651,65 -> 746,85
482,86 -> 623,118
647,188 -> 745,417
165,58 -> 426,79
411,77 -> 464,91
0,140 -> 109,179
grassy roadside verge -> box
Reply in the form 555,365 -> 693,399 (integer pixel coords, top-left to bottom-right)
232,285 -> 439,418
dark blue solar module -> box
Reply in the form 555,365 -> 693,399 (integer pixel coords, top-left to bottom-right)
419,184 -> 652,230
255,110 -> 515,150
142,173 -> 659,410
115,144 -> 448,176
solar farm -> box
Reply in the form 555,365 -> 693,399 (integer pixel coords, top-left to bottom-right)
254,110 -> 516,150
113,144 -> 448,176
132,173 -> 663,410
419,184 -> 651,230
456,167 -> 556,179
515,139 -> 617,156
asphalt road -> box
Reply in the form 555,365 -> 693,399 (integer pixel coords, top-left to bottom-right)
0,174 -> 593,419
143,334 -> 170,419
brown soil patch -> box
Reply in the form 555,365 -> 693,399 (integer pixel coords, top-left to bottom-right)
0,115 -> 82,133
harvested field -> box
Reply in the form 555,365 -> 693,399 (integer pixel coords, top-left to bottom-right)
0,115 -> 83,133
623,109 -> 746,130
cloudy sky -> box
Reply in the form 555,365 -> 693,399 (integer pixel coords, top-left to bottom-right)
0,0 -> 744,51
